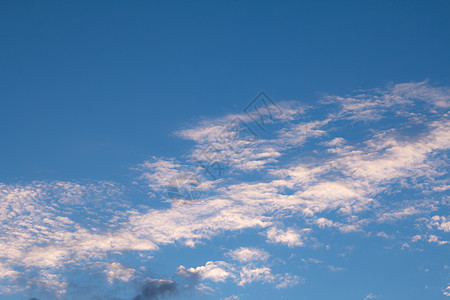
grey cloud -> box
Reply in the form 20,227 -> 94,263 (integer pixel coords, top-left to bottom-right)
133,279 -> 178,300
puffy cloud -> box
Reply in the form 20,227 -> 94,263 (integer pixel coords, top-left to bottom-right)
226,247 -> 270,263
238,266 -> 273,286
177,261 -> 235,282
427,235 -> 448,246
428,215 -> 450,232
266,227 -> 309,247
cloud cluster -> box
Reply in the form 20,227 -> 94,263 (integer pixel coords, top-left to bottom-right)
176,250 -> 302,291
1,81 -> 449,298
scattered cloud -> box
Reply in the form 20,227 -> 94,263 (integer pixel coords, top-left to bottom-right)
1,81 -> 449,298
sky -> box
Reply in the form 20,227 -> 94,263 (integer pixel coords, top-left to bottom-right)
0,1 -> 449,299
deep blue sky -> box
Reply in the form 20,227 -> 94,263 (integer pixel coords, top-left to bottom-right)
1,0 -> 450,182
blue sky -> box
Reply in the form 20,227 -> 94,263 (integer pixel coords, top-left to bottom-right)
0,1 -> 449,299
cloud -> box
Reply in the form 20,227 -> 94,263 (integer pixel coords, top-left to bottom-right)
443,285 -> 450,297
172,100 -> 306,179
238,266 -> 302,288
277,118 -> 330,147
390,81 -> 450,108
428,215 -> 450,232
314,217 -> 362,233
176,261 -> 235,282
222,295 -> 240,300
133,278 -> 178,300
0,180 -> 153,297
377,206 -> 425,223
125,81 -> 449,253
237,266 -> 272,286
324,81 -> 450,121
0,262 -> 19,280
226,247 -> 270,263
364,293 -> 377,300
136,157 -> 184,194
327,265 -> 345,272
427,235 -> 448,246
266,227 -> 309,247
274,273 -> 303,289
25,270 -> 68,298
177,258 -> 302,290
104,263 -> 136,284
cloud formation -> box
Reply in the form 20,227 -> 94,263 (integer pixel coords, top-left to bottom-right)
1,81 -> 449,298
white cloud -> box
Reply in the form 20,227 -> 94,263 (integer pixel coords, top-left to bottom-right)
177,259 -> 302,290
137,157 -> 183,192
428,215 -> 450,232
324,81 -> 450,122
277,119 -> 330,147
0,263 -> 19,280
274,273 -> 303,289
377,206 -> 424,222
266,227 -> 308,247
390,81 -> 450,108
428,235 -> 448,245
227,247 -> 270,263
104,262 -> 136,284
177,261 -> 235,282
238,266 -> 275,286
238,266 -> 302,288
